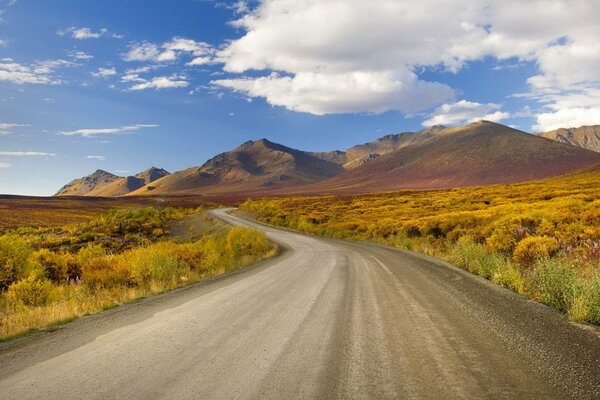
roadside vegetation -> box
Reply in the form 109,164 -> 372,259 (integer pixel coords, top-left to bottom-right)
241,167 -> 600,325
0,206 -> 275,340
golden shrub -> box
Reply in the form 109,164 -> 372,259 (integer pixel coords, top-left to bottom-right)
513,236 -> 560,266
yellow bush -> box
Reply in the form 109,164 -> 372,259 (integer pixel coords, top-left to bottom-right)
32,249 -> 69,283
0,234 -> 34,291
127,243 -> 187,285
513,236 -> 559,266
7,274 -> 55,306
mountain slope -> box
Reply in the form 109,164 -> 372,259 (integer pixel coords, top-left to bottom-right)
88,167 -> 171,197
538,125 -> 600,152
55,170 -> 121,196
344,125 -> 446,169
296,121 -> 600,193
129,139 -> 344,196
55,167 -> 170,197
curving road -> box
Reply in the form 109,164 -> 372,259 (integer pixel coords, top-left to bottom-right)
0,209 -> 599,399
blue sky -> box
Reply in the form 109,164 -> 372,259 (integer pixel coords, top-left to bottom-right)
1,0 -> 599,195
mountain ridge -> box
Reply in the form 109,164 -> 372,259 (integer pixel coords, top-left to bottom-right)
56,121 -> 600,198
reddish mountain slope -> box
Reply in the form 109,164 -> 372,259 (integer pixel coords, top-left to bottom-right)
295,121 -> 600,193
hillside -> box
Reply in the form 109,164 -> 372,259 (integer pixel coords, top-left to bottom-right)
128,139 -> 344,196
538,125 -> 600,152
343,125 -> 446,169
55,170 -> 121,196
55,167 -> 170,197
294,121 -> 600,193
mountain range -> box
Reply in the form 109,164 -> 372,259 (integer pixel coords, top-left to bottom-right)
56,167 -> 170,196
55,122 -> 600,197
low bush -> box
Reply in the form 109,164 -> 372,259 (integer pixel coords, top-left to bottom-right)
513,236 -> 560,267
7,274 -> 55,307
128,243 -> 188,285
0,234 -> 34,291
529,258 -> 582,313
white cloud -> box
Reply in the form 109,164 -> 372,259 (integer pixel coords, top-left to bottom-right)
0,122 -> 27,135
0,59 -> 73,85
91,67 -> 117,78
213,0 -> 600,123
422,100 -> 510,127
68,50 -> 93,61
0,162 -> 11,168
59,124 -> 158,137
86,155 -> 106,160
128,75 -> 189,91
0,151 -> 56,156
123,42 -> 161,62
0,39 -> 7,47
215,70 -> 453,115
123,37 -> 215,64
0,123 -> 27,130
58,27 -> 122,40
533,108 -> 600,132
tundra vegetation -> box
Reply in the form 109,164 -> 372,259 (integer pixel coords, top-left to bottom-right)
242,168 -> 600,325
0,206 -> 275,340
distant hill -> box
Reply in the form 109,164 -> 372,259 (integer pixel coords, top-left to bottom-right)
55,170 -> 121,196
296,121 -> 600,193
538,125 -> 600,153
128,139 -> 344,196
55,167 -> 170,197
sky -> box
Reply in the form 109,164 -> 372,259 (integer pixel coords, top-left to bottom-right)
1,0 -> 599,195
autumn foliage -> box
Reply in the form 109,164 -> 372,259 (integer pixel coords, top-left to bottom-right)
0,207 -> 274,340
241,167 -> 600,324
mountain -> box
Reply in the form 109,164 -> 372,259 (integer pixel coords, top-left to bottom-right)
538,125 -> 600,153
56,122 -> 600,198
89,167 -> 171,197
342,125 -> 447,169
55,167 -> 170,197
55,170 -> 121,196
296,121 -> 600,193
128,139 -> 344,196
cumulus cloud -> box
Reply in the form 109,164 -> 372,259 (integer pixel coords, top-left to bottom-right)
215,70 -> 453,115
59,124 -> 158,137
128,75 -> 189,91
0,162 -> 11,168
123,37 -> 215,65
58,27 -> 122,40
0,39 -> 7,47
533,108 -> 600,132
0,151 -> 56,156
212,0 -> 600,124
0,59 -> 74,85
91,67 -> 117,78
422,100 -> 510,127
86,155 -> 106,160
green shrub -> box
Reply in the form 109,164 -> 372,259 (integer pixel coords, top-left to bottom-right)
491,263 -> 524,294
449,237 -> 505,279
7,274 -> 54,306
530,258 -> 582,312
586,272 -> 600,324
0,234 -> 34,291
